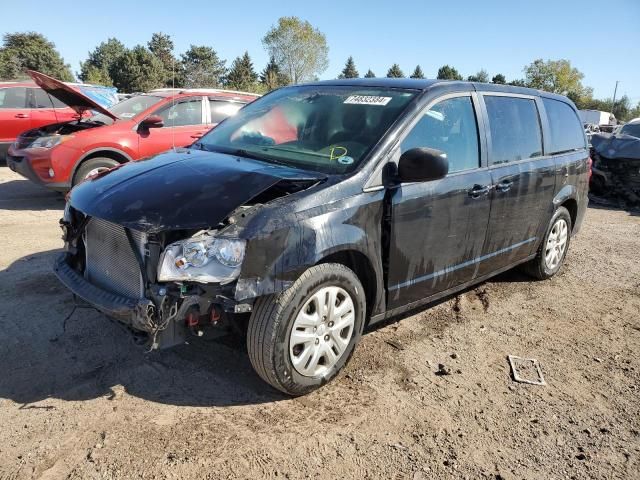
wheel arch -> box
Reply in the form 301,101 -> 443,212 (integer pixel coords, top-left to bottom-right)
552,185 -> 579,232
72,148 -> 133,183
316,249 -> 378,323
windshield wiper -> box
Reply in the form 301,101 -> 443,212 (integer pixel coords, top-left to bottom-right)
204,145 -> 291,167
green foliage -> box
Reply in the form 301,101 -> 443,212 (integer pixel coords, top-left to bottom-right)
0,32 -> 73,81
260,56 -> 290,91
78,38 -> 126,85
148,32 -> 178,87
467,69 -> 489,83
338,56 -> 359,79
386,64 -> 404,78
226,51 -> 259,91
508,79 -> 526,87
410,65 -> 425,79
262,16 -> 329,83
180,45 -> 226,88
437,65 -> 462,81
110,45 -> 165,92
491,73 -> 506,84
523,59 -> 592,101
364,69 -> 376,78
578,94 -> 638,122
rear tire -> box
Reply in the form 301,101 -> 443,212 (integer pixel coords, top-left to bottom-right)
247,263 -> 366,396
523,206 -> 572,280
73,157 -> 120,186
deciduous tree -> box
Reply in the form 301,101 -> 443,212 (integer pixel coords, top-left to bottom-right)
0,32 -> 73,81
262,17 -> 329,83
491,73 -> 506,84
467,69 -> 489,83
523,59 -> 592,101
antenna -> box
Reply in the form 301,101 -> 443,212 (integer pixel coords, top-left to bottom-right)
171,54 -> 176,151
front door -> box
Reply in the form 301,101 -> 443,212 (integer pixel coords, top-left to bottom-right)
137,97 -> 209,158
475,94 -> 556,277
386,94 -> 492,310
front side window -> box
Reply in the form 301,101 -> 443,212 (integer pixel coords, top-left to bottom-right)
197,85 -> 418,174
401,96 -> 480,173
485,96 -> 543,165
0,87 -> 27,109
156,99 -> 203,127
209,99 -> 244,124
543,98 -> 586,153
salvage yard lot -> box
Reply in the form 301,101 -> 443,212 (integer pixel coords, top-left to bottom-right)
0,166 -> 639,479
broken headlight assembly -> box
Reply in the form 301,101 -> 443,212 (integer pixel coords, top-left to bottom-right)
157,232 -> 246,284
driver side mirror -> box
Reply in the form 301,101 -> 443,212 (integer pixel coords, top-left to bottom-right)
397,148 -> 448,183
139,115 -> 164,129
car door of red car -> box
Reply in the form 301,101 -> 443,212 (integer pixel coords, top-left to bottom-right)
0,87 -> 30,144
27,87 -> 60,130
137,97 -> 208,158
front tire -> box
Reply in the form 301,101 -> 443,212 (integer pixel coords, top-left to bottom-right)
73,157 -> 120,186
523,206 -> 572,280
247,263 -> 366,396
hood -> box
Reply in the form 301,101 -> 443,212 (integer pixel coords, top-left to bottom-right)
27,70 -> 117,120
592,133 -> 640,161
69,149 -> 324,233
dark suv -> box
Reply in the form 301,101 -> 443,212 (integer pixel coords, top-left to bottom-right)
55,79 -> 589,395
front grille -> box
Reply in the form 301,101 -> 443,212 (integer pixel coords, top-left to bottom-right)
84,218 -> 147,299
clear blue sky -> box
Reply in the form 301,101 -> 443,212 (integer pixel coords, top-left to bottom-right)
3,0 -> 639,103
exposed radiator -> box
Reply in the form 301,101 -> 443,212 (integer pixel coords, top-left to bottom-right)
84,218 -> 147,299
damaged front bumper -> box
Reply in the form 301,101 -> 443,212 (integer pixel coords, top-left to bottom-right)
54,253 -> 156,331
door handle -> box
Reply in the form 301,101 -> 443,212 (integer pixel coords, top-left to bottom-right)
495,180 -> 513,192
190,132 -> 205,139
468,184 -> 491,198
15,113 -> 30,119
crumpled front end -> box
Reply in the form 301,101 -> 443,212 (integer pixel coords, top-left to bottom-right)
55,205 -> 241,349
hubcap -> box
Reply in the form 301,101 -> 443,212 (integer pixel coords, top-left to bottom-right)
289,286 -> 355,377
85,167 -> 110,179
545,218 -> 568,270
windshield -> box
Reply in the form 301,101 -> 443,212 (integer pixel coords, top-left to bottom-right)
196,85 -> 418,174
620,123 -> 640,139
88,95 -> 163,124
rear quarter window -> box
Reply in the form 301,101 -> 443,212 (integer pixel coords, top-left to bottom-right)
484,96 -> 543,165
543,98 -> 586,154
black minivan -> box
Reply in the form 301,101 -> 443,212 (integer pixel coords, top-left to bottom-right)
56,79 -> 589,395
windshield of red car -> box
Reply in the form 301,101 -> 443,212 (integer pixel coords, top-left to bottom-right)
88,95 -> 163,124
196,85 -> 418,174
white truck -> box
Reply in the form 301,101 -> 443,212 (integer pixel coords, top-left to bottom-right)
579,109 -> 616,126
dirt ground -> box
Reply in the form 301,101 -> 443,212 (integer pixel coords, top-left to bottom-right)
0,165 -> 639,480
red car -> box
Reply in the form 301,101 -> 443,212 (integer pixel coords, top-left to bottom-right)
7,71 -> 260,191
0,80 -> 80,161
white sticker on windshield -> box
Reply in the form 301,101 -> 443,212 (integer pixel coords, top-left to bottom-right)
344,95 -> 392,106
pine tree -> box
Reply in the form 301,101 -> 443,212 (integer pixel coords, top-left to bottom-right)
180,45 -> 226,88
338,56 -> 359,79
386,64 -> 404,78
491,73 -> 506,84
364,69 -> 375,78
467,69 -> 489,83
260,56 -> 290,90
436,65 -> 463,81
226,51 -> 258,91
410,65 -> 425,79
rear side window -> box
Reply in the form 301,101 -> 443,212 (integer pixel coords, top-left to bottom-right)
28,88 -> 54,108
0,87 -> 27,108
209,99 -> 243,124
49,94 -> 67,108
401,96 -> 480,173
543,98 -> 586,153
485,96 -> 543,165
